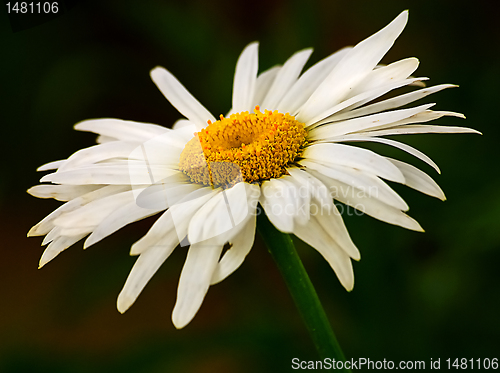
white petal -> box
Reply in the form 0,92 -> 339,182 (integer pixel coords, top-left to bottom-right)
287,168 -> 360,260
53,189 -> 139,229
355,110 -> 465,133
328,84 -> 458,122
304,77 -> 425,127
164,123 -> 199,144
298,11 -> 409,123
346,57 -> 419,98
286,167 -> 332,211
172,243 -> 223,328
362,124 -> 480,137
260,178 -> 297,232
301,143 -> 405,182
232,42 -> 259,113
58,226 -> 94,236
276,47 -> 353,115
309,169 -> 423,231
251,66 -> 281,110
134,181 -> 199,211
41,226 -> 60,246
313,201 -> 360,261
58,142 -> 139,172
263,175 -> 311,227
138,125 -> 196,164
131,187 -> 218,255
96,135 -> 117,143
37,160 -> 66,171
150,67 -> 216,129
387,158 -> 445,200
39,233 -> 87,268
300,160 -> 408,210
40,164 -> 179,185
260,49 -> 313,111
27,184 -> 102,202
117,238 -> 178,313
293,215 -> 355,290
84,201 -> 163,248
188,182 -> 260,245
75,118 -> 170,142
341,77 -> 428,113
285,175 -> 312,226
172,119 -> 192,130
331,135 -> 441,173
28,185 -> 129,236
130,210 -> 175,255
309,103 -> 434,139
210,214 -> 256,285
127,137 -> 185,171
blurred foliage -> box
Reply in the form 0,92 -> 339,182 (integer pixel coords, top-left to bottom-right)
1,0 -> 499,372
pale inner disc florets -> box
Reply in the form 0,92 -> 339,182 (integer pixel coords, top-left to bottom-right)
179,106 -> 307,188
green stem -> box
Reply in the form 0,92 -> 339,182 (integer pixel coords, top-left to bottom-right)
257,212 -> 349,371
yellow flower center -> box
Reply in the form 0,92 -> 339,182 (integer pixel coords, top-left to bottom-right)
179,106 -> 307,188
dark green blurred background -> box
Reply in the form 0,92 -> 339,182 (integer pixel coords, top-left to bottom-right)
1,1 -> 498,372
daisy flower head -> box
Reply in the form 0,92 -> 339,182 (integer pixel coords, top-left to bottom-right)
28,10 -> 479,329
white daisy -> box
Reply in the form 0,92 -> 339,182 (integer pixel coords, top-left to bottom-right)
28,11 -> 478,329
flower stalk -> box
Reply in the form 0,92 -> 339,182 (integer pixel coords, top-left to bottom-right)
257,211 -> 350,371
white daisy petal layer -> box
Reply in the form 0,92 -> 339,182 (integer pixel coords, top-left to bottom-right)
276,47 -> 353,115
260,48 -> 313,111
251,65 -> 281,111
53,190 -> 140,231
39,233 -> 87,268
188,182 -> 260,246
309,103 -> 434,139
355,110 -> 465,133
299,160 -> 408,211
28,185 -> 130,237
309,169 -> 423,231
58,142 -> 139,172
301,143 -> 405,182
329,84 -> 459,122
287,168 -> 360,260
306,77 -> 427,128
331,135 -> 441,173
346,57 -> 419,99
132,187 -> 218,255
84,201 -> 162,249
285,167 -> 333,210
298,11 -> 408,123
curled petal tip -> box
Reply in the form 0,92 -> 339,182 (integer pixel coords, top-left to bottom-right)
116,296 -> 131,314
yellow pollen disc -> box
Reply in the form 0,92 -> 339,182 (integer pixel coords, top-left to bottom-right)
179,106 -> 307,187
